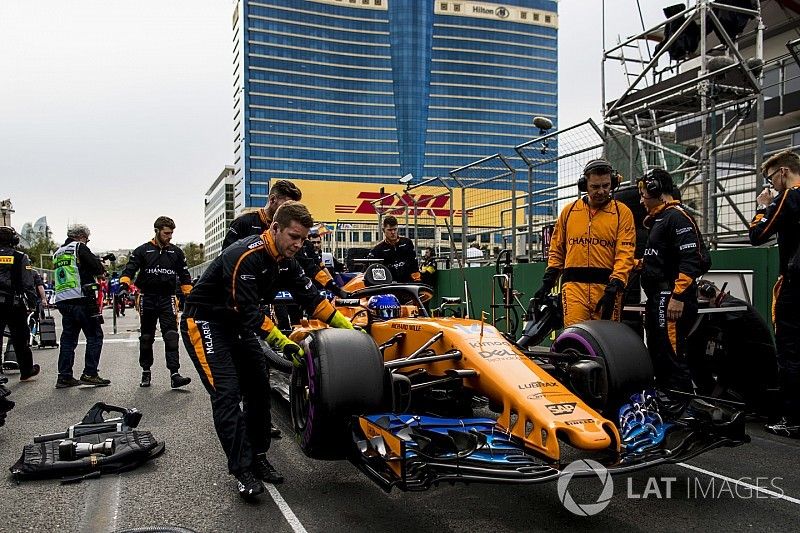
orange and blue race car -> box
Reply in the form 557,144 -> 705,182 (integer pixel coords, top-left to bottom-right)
273,263 -> 748,492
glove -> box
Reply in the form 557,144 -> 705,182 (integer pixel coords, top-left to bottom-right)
328,310 -> 354,330
282,342 -> 305,367
325,281 -> 349,299
266,327 -> 304,365
534,267 -> 560,300
595,278 -> 625,319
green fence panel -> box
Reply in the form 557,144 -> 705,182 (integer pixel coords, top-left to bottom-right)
432,247 -> 779,331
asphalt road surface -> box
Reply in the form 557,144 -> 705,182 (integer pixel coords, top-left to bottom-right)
1,308 -> 799,532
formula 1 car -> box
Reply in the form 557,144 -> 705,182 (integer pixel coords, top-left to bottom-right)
279,264 -> 748,492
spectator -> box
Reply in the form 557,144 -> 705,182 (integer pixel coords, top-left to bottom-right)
465,242 -> 484,267
748,149 -> 800,438
420,247 -> 437,286
53,224 -> 109,388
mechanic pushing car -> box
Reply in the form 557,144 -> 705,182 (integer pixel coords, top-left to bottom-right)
535,159 -> 636,326
368,215 -> 421,283
295,226 -> 347,299
120,216 -> 193,389
638,169 -> 710,397
749,149 -> 800,438
180,201 -> 356,499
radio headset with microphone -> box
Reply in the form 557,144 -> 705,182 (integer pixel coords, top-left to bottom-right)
638,168 -> 673,197
0,226 -> 20,247
578,159 -> 620,193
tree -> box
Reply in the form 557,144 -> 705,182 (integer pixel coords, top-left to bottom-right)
19,228 -> 58,270
182,242 -> 205,268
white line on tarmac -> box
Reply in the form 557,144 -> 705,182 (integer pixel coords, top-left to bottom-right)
678,462 -> 800,505
266,484 -> 308,533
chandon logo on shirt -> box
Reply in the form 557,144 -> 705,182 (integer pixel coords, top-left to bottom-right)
145,267 -> 176,275
567,237 -> 617,248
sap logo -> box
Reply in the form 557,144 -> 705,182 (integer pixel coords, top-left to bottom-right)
675,227 -> 693,235
679,242 -> 697,251
518,381 -> 557,390
546,402 -> 577,416
248,240 -> 264,249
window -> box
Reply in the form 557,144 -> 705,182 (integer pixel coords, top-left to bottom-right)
521,12 -> 527,19
351,231 -> 360,242
545,15 -> 551,23
441,3 -> 447,11
534,13 -> 540,21
453,3 -> 460,12
362,231 -> 372,242
336,231 -> 345,242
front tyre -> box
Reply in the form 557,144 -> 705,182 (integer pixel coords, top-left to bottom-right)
290,328 -> 385,459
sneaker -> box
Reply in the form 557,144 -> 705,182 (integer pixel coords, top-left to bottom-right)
270,423 -> 282,439
765,416 -> 800,438
236,471 -> 264,499
140,370 -> 151,388
253,453 -> 284,484
170,372 -> 191,389
55,376 -> 82,389
79,374 -> 111,386
19,364 -> 41,381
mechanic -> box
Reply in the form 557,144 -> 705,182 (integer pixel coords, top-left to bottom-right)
749,149 -> 800,438
535,159 -> 636,326
0,226 -> 40,381
180,201 -> 356,499
120,216 -> 192,389
53,224 -> 109,388
221,180 -> 303,437
295,227 -> 347,299
368,215 -> 421,283
638,169 -> 710,395
221,179 -> 302,250
420,247 -> 437,287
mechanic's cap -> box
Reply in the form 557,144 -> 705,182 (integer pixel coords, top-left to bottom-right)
367,294 -> 401,319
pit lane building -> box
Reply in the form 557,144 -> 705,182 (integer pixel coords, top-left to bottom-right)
229,0 -> 558,250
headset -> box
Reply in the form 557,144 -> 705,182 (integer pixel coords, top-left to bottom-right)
578,159 -> 620,192
0,226 -> 20,247
638,168 -> 674,197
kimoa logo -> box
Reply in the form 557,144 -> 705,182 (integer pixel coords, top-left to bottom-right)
557,459 -> 614,516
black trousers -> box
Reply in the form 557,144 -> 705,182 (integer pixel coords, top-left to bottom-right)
180,316 -> 271,475
773,275 -> 800,418
0,302 -> 34,376
645,290 -> 698,393
138,293 -> 180,372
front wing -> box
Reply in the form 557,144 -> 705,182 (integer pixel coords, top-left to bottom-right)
352,414 -> 749,492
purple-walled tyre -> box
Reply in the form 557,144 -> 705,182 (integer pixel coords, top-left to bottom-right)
552,320 -> 654,411
290,328 -> 384,460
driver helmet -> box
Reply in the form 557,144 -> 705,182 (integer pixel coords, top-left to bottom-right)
367,294 -> 401,319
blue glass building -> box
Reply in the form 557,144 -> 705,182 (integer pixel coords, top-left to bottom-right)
231,0 -> 558,212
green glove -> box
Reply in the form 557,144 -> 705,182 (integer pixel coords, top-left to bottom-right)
283,342 -> 305,367
266,327 -> 304,359
328,310 -> 354,330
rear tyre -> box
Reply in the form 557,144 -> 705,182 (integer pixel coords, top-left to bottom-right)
290,328 -> 385,459
552,320 -> 654,411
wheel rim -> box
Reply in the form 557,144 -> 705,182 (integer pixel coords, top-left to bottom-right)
290,360 -> 311,433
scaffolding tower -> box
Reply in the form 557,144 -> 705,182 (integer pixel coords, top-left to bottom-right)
602,0 -> 765,248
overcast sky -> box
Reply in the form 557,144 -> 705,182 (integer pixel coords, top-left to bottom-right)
0,0 -> 665,252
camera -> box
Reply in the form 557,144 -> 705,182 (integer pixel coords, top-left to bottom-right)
81,282 -> 104,323
58,438 -> 116,461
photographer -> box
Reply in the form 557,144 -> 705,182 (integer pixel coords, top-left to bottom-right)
53,224 -> 110,388
0,226 -> 40,381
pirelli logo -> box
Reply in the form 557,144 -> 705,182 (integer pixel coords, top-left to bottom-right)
0,256 -> 14,264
